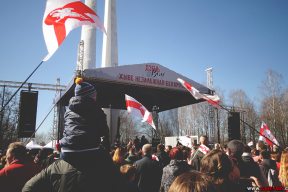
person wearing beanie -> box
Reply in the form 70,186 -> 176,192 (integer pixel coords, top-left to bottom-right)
60,77 -> 110,152
23,78 -> 127,192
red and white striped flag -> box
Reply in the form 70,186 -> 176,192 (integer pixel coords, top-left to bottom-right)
152,154 -> 159,161
198,144 -> 210,155
247,141 -> 253,146
42,0 -> 106,61
177,78 -> 220,108
125,94 -> 156,130
259,122 -> 279,147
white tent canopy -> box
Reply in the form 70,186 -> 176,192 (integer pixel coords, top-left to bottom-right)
42,140 -> 57,151
25,141 -> 42,150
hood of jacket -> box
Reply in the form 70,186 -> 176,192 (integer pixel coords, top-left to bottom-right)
60,96 -> 107,151
68,96 -> 98,117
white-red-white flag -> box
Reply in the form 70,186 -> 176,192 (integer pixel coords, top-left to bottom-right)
247,141 -> 253,147
177,78 -> 220,108
152,154 -> 159,161
125,94 -> 156,130
199,144 -> 210,155
42,0 -> 107,61
259,122 -> 279,147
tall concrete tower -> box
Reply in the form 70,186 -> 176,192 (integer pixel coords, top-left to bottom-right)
102,0 -> 118,67
102,0 -> 119,144
81,0 -> 97,69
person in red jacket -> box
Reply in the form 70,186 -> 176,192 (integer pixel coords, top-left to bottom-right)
0,142 -> 43,192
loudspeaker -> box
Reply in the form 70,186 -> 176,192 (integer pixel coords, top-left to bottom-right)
152,138 -> 161,148
18,90 -> 38,138
228,112 -> 240,141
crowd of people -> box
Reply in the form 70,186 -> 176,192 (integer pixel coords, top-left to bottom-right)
0,78 -> 288,192
0,137 -> 288,192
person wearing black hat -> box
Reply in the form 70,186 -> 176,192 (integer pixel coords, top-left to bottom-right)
23,78 -> 126,192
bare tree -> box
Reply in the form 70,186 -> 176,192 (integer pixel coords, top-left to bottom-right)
259,69 -> 286,147
280,88 -> 288,146
214,86 -> 228,145
118,110 -> 140,144
0,88 -> 20,151
229,89 -> 250,143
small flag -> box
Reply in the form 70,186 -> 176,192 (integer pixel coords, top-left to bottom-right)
177,78 -> 220,108
152,154 -> 159,161
42,0 -> 106,61
247,141 -> 253,146
259,122 -> 279,147
198,144 -> 210,155
125,94 -> 156,130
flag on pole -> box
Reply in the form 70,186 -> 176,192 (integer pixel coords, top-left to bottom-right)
198,144 -> 210,155
125,94 -> 156,130
259,122 -> 279,147
247,141 -> 253,147
42,0 -> 107,61
177,78 -> 220,108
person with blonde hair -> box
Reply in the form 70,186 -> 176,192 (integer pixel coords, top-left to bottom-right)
191,135 -> 210,171
0,142 -> 43,192
168,170 -> 218,192
113,147 -> 127,168
278,151 -> 288,187
201,149 -> 263,191
120,164 -> 140,192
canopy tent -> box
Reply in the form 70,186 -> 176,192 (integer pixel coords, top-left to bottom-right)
42,140 -> 57,151
54,63 -> 215,143
56,63 -> 213,112
26,141 -> 42,150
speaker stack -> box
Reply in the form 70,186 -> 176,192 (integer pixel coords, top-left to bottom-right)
18,90 -> 38,138
228,112 -> 240,141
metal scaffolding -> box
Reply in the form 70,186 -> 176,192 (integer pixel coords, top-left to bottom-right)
205,68 -> 216,143
0,80 -> 66,91
0,79 -> 66,146
76,40 -> 84,77
52,78 -> 61,149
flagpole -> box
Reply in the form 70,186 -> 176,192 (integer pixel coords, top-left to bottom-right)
198,91 -> 282,149
0,60 -> 45,113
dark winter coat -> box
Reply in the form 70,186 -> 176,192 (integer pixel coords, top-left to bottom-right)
60,96 -> 110,151
155,151 -> 170,168
241,153 -> 270,186
232,155 -> 260,179
191,148 -> 205,171
125,153 -> 138,164
22,148 -> 127,192
133,154 -> 162,192
125,182 -> 141,192
259,159 -> 276,178
161,160 -> 195,192
41,153 -> 60,169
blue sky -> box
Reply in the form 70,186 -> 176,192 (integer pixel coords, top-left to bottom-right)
0,0 -> 287,135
